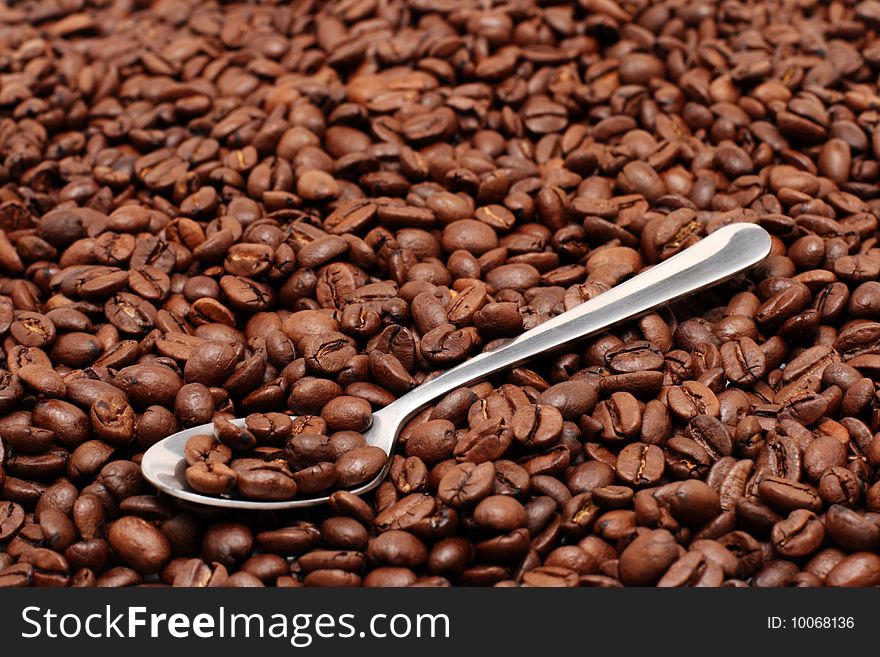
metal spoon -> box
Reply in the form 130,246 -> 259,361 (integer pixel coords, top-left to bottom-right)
141,223 -> 771,510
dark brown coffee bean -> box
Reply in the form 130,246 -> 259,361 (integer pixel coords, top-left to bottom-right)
758,476 -> 822,514
186,462 -> 237,496
616,443 -> 665,487
107,516 -> 171,575
825,552 -> 880,587
657,551 -> 724,588
214,417 -> 256,452
293,461 -> 337,496
0,0 -> 876,589
539,381 -> 598,419
438,462 -> 495,508
619,529 -> 680,586
184,341 -> 239,387
474,495 -> 526,532
771,510 -> 825,558
114,364 -> 182,408
667,480 -> 721,527
202,523 -> 254,567
367,530 -> 427,567
335,446 -> 387,488
668,381 -> 720,420
321,396 -> 372,433
720,337 -> 766,386
824,505 -> 880,552
231,459 -> 297,501
0,501 -> 25,541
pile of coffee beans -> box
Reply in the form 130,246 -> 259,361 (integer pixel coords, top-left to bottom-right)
4,0 -> 880,587
183,414 -> 385,500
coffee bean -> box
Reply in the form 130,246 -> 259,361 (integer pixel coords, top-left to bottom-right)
667,481 -> 721,526
657,551 -> 724,588
321,396 -> 372,433
539,381 -> 598,419
367,531 -> 427,567
19,548 -> 70,587
17,365 -> 65,398
0,563 -> 32,587
616,443 -> 664,487
184,341 -> 239,387
618,529 -> 680,586
321,518 -> 368,552
720,337 -> 766,386
114,364 -> 182,408
771,510 -> 825,558
825,552 -> 880,587
186,462 -> 237,496
0,501 -> 25,541
231,459 -> 298,501
0,0 -> 879,589
668,381 -> 720,420
214,417 -> 256,452
294,462 -> 337,495
824,505 -> 880,552
758,477 -> 822,514
335,447 -> 388,488
107,516 -> 171,575
438,462 -> 495,508
474,495 -> 526,533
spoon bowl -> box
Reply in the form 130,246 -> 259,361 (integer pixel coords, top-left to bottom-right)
141,410 -> 403,510
142,223 -> 773,510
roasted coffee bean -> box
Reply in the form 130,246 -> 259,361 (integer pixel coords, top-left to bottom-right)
231,459 -> 298,501
618,529 -> 680,586
720,338 -> 766,386
19,548 -> 70,587
819,468 -> 861,508
186,462 -> 237,496
107,516 -> 171,575
594,392 -> 641,442
825,553 -> 880,587
758,477 -> 822,514
294,463 -> 337,495
114,364 -> 182,408
668,382 -> 720,420
39,509 -> 76,553
322,396 -> 372,433
175,384 -> 215,427
686,415 -> 733,461
438,462 -> 495,508
0,563 -> 32,587
215,418 -> 257,452
657,552 -> 724,588
771,510 -> 825,558
367,531 -> 427,567
335,447 -> 388,488
824,505 -> 880,552
184,341 -> 238,387
605,342 -> 664,373
511,403 -> 563,449
616,443 -> 665,487
539,381 -> 598,420
202,524 -> 254,568
667,481 -> 721,527
0,501 -> 25,542
474,496 -> 526,533
0,0 -> 879,589
803,436 -> 846,483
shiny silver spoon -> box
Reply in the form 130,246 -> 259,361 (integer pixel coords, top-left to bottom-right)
141,223 -> 771,510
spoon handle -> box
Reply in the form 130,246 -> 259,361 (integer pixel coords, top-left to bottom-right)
388,223 -> 771,416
